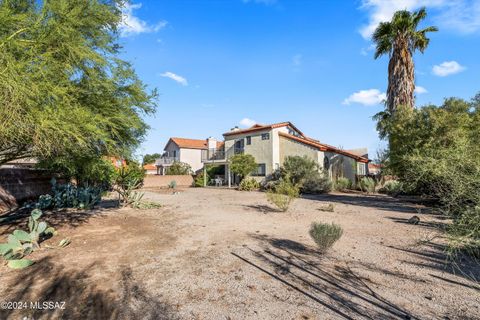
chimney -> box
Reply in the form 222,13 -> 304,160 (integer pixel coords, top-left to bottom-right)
230,126 -> 240,132
207,137 -> 217,150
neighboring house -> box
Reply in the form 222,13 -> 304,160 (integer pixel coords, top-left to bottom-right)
202,121 -> 370,186
156,137 -> 223,175
368,163 -> 382,175
143,163 -> 157,175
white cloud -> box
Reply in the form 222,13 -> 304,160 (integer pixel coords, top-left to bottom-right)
242,0 -> 278,5
414,86 -> 428,94
343,89 -> 386,106
119,3 -> 167,37
432,61 -> 466,76
292,54 -> 302,67
160,72 -> 188,86
239,118 -> 257,127
358,0 -> 480,39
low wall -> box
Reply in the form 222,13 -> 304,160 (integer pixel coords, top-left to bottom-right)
0,168 -> 54,213
143,175 -> 193,188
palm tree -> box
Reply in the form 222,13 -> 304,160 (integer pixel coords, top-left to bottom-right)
373,8 -> 437,112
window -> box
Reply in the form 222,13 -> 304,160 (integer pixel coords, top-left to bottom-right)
173,150 -> 177,158
246,136 -> 251,145
252,163 -> 266,176
357,162 -> 366,175
261,133 -> 270,140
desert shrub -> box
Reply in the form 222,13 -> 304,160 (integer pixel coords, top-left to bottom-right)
166,161 -> 193,175
334,177 -> 351,191
168,180 -> 177,189
302,171 -> 333,194
0,209 -> 56,269
309,222 -> 343,252
266,178 -> 300,212
193,172 -> 206,187
36,180 -> 102,210
229,154 -> 258,182
318,204 -> 335,212
379,180 -> 403,195
358,177 -> 375,193
448,206 -> 480,257
239,178 -> 260,191
113,162 -> 146,190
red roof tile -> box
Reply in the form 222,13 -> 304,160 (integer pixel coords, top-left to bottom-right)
168,137 -> 223,150
143,163 -> 156,170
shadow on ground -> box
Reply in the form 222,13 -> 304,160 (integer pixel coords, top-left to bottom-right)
0,199 -> 120,236
303,193 -> 434,215
242,204 -> 281,214
233,234 -> 422,320
0,256 -> 178,320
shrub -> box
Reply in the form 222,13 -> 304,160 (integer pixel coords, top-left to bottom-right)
282,156 -> 319,185
266,178 -> 300,212
168,180 -> 177,189
239,178 -> 260,191
318,204 -> 335,212
334,177 -> 351,191
359,177 -> 375,194
36,180 -> 102,210
309,222 -> 343,252
113,162 -> 146,190
301,171 -> 333,194
166,161 -> 193,175
193,172 -> 206,187
229,154 -> 258,181
379,180 -> 403,195
448,206 -> 480,257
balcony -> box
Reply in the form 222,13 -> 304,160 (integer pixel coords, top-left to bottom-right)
202,149 -> 226,163
155,157 -> 178,166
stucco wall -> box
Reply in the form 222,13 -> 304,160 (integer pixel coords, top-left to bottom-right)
179,148 -> 203,173
164,142 -> 180,159
325,152 -> 358,183
279,136 -> 322,166
142,175 -> 193,188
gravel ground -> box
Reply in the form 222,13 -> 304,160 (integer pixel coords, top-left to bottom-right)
0,188 -> 479,319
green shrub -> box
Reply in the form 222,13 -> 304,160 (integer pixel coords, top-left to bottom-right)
334,177 -> 351,191
113,162 -> 146,190
448,206 -> 480,257
229,154 -> 258,181
36,180 -> 102,210
239,178 -> 260,191
282,156 -> 319,185
193,172 -> 206,187
166,161 -> 193,175
359,177 -> 375,194
0,209 -> 56,269
168,180 -> 177,189
302,171 -> 333,194
266,178 -> 300,212
309,222 -> 343,252
379,180 -> 403,195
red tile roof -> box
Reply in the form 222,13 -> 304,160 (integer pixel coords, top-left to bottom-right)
223,121 -> 304,137
168,137 -> 223,150
143,163 -> 156,170
278,132 -> 369,163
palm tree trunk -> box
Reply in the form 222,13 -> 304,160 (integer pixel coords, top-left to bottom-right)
387,37 -> 415,112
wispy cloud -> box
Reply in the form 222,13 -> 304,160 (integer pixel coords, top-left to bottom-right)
414,86 -> 428,94
160,72 -> 188,86
343,89 -> 386,106
358,0 -> 480,39
119,3 -> 167,37
242,0 -> 278,5
239,118 -> 257,127
432,61 -> 466,77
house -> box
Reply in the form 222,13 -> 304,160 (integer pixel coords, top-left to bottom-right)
202,121 -> 369,187
143,163 -> 157,175
155,137 -> 223,175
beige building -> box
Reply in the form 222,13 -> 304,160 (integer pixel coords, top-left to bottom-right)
202,122 -> 369,187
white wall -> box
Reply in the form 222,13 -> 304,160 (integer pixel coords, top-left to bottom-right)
179,148 -> 204,173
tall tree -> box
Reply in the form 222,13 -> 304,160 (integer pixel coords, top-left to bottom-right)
373,8 -> 437,112
0,0 -> 157,165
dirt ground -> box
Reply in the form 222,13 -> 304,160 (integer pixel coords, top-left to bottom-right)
0,188 -> 479,320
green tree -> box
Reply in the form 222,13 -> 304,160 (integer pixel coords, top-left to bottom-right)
142,153 -> 162,165
373,8 -> 437,112
0,0 -> 157,166
229,154 -> 257,181
166,162 -> 193,175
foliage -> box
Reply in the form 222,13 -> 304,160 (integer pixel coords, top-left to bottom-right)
309,222 -> 343,252
280,156 -> 332,194
266,178 -> 300,212
448,207 -> 480,258
193,165 -> 224,187
318,204 -> 335,212
166,162 -> 193,175
143,153 -> 162,165
238,178 -> 260,191
168,180 -> 177,189
378,180 -> 403,195
372,8 -> 437,111
0,0 -> 157,166
193,172 -> 206,187
229,154 -> 258,181
334,177 -> 351,192
358,177 -> 376,194
38,156 -> 115,189
0,209 -> 56,269
375,94 -> 480,254
36,180 -> 102,210
113,162 -> 146,190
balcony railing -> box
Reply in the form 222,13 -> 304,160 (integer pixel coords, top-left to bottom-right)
155,157 -> 178,166
202,149 -> 226,162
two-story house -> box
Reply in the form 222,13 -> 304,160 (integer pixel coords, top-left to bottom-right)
202,122 -> 369,187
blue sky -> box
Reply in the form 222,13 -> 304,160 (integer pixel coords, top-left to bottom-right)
117,0 -> 480,160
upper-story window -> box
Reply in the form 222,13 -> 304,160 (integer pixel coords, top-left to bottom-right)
261,133 -> 270,140
287,127 -> 300,137
173,150 -> 177,158
246,136 -> 251,145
